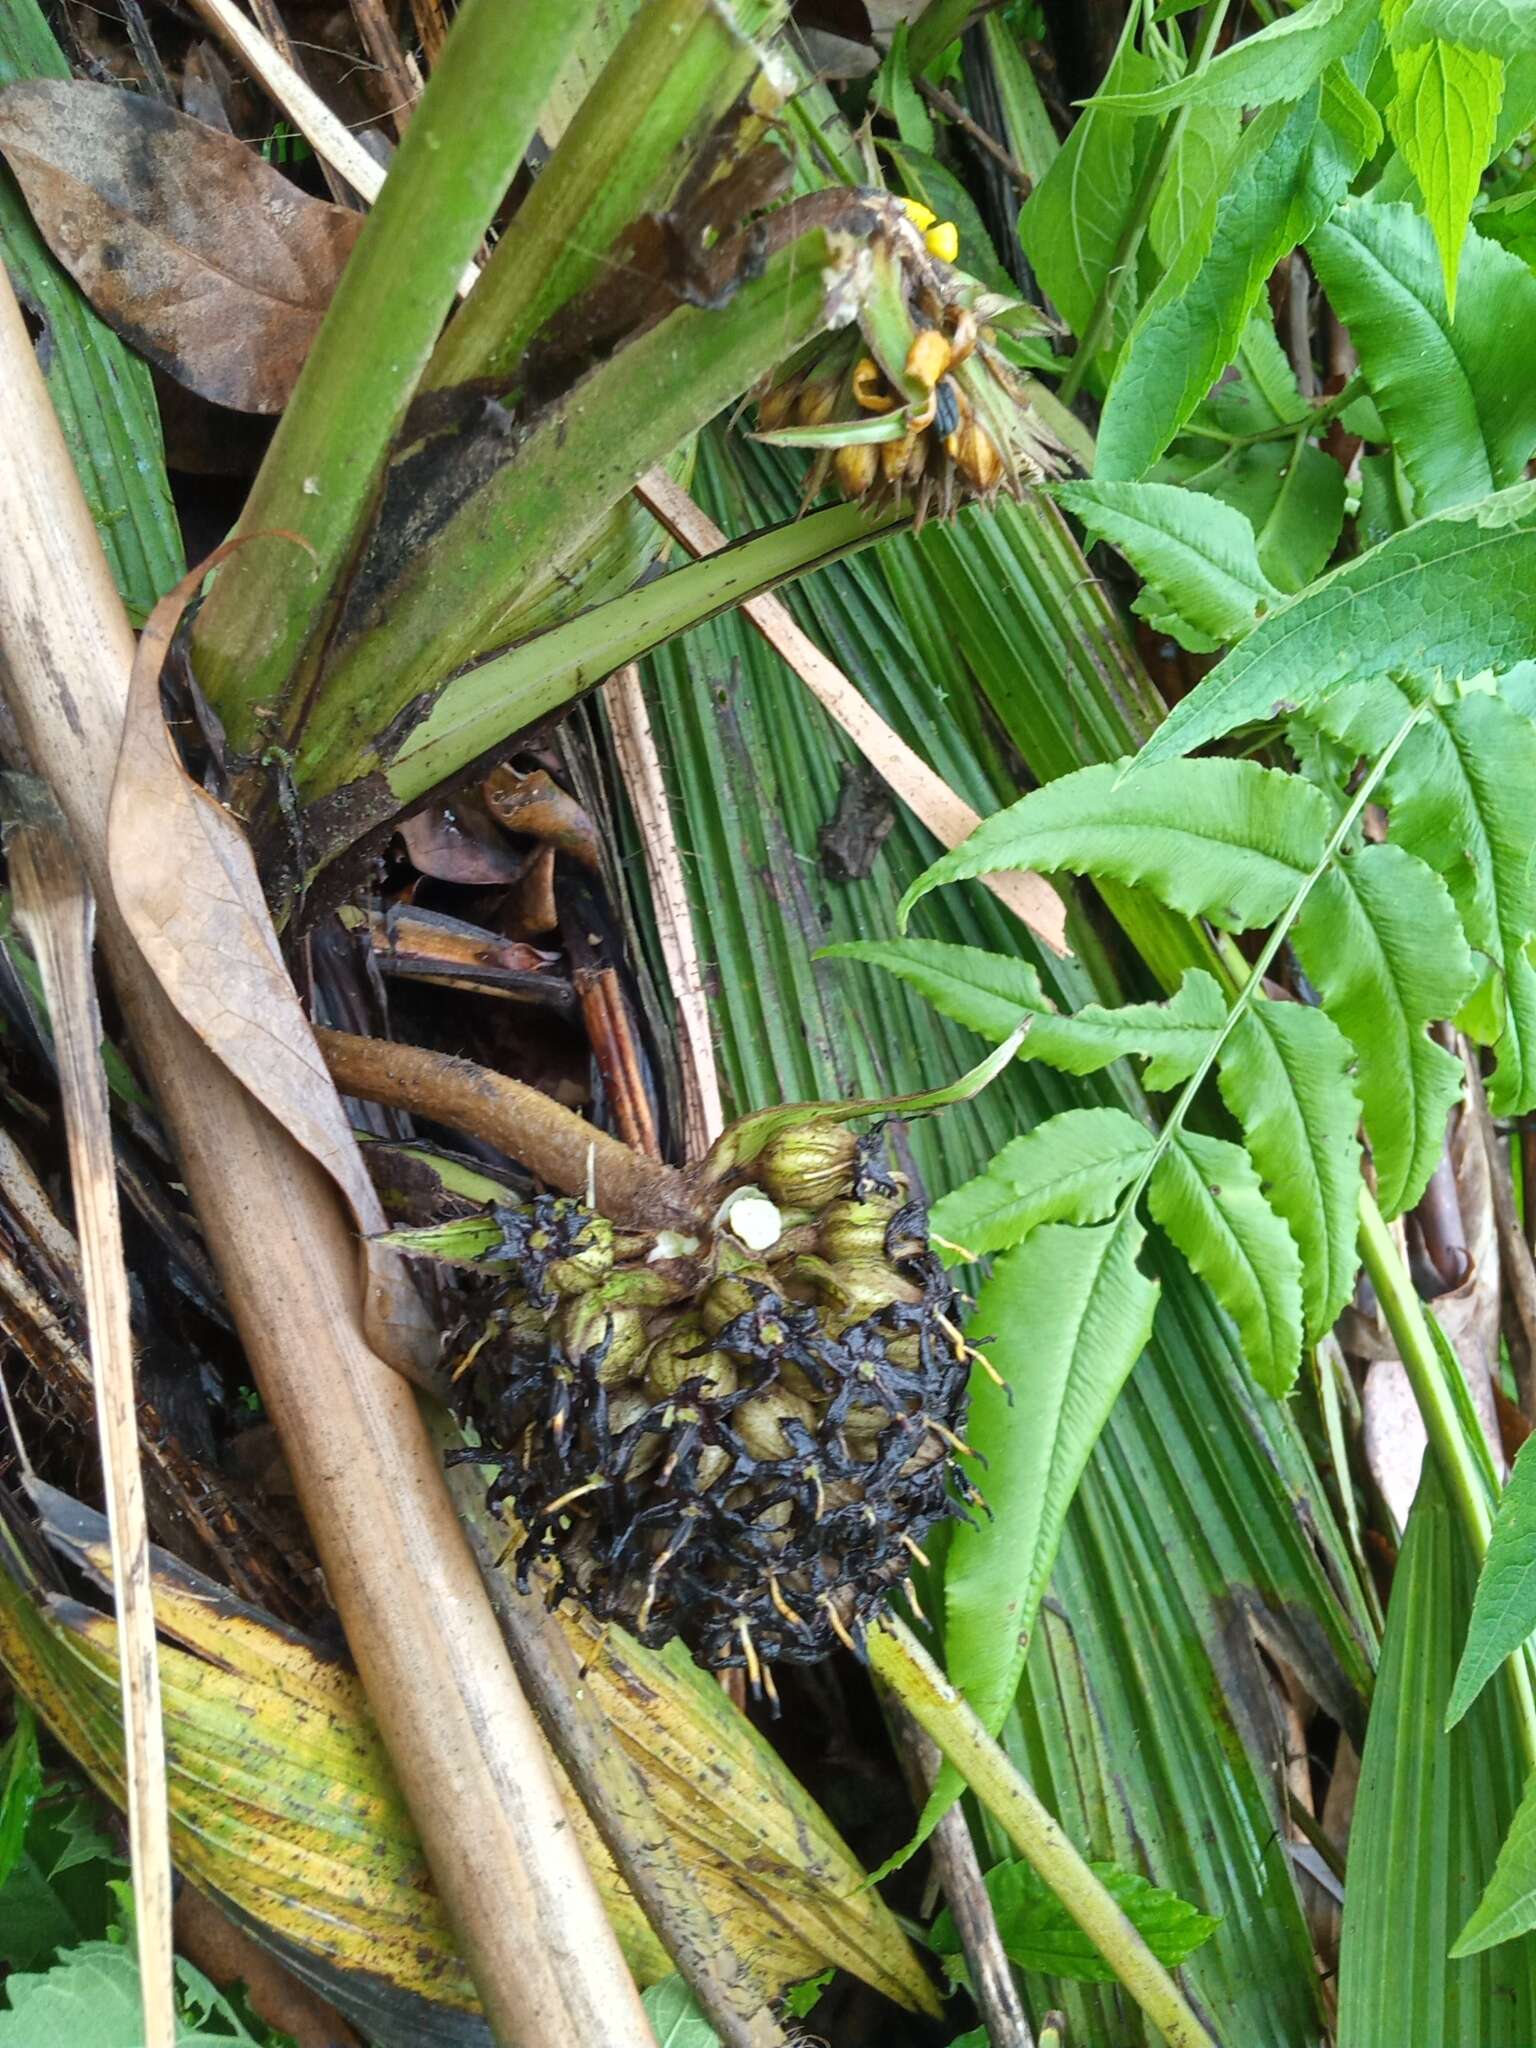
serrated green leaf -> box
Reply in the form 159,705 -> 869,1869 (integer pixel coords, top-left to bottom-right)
1217,1000 -> 1363,1343
1096,65 -> 1377,478
1309,206 -> 1536,510
1094,0 -> 1377,112
1017,28 -> 1160,351
934,1856 -> 1220,1983
1315,678 -> 1536,1114
931,1106 -> 1154,1258
1149,1129 -> 1306,1396
1392,0 -> 1536,55
1292,843 -> 1474,1216
1386,39 -> 1504,311
641,1976 -> 720,2046
1448,1433 -> 1536,1725
874,23 -> 934,152
1133,480 -> 1536,767
0,1707 -> 40,1888
900,758 -> 1329,933
1147,100 -> 1240,289
943,1216 -> 1161,1742
821,946 -> 1226,1091
1338,1468 -> 1536,2033
1055,480 -> 1281,649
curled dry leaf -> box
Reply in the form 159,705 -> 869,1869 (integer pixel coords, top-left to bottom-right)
107,548 -> 438,1382
0,79 -> 361,412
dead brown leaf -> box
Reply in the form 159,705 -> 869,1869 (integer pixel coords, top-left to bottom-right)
0,79 -> 360,412
107,547 -> 439,1383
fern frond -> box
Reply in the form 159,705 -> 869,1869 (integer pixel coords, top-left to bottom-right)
931,1106 -> 1155,1260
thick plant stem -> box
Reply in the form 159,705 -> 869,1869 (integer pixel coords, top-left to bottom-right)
1357,1187 -> 1536,1772
867,1615 -> 1219,2048
1058,0 -> 1233,405
191,0 -> 597,753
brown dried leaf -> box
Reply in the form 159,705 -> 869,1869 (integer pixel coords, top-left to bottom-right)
107,548 -> 438,1382
0,79 -> 360,412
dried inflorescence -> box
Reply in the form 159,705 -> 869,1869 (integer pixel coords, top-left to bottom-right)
442,1125 -> 979,1689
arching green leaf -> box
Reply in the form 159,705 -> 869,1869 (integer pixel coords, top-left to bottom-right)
1383,46 -> 1505,314
822,941 -> 1224,1090
1448,1432 -> 1536,1726
1309,207 -> 1536,510
899,759 -> 1329,931
1134,481 -> 1536,768
931,1107 -> 1154,1259
1293,843 -> 1475,1216
1392,0 -> 1536,55
943,1216 -> 1160,1741
1217,1000 -> 1363,1342
1092,0 -> 1376,113
1149,1129 -> 1306,1396
1054,481 -> 1281,650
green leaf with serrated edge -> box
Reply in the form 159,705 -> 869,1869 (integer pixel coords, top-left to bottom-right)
1096,61 -> 1378,479
1309,207 -> 1536,511
930,1107 -> 1154,1259
1394,0 -> 1536,54
899,758 -> 1329,932
1155,442 -> 1347,596
1148,1129 -> 1305,1397
1312,677 -> 1536,1115
1292,844 -> 1474,1217
0,1706 -> 40,1888
1386,40 -> 1504,312
934,1857 -> 1220,1984
874,23 -> 934,153
1054,481 -> 1281,650
1095,0 -> 1377,111
1338,1468 -> 1536,2030
943,1216 -> 1160,1747
1449,1434 -> 1536,1726
826,940 -> 1225,1091
1147,101 -> 1240,290
1217,1001 -> 1363,1344
641,1976 -> 721,2046
1017,27 -> 1160,349
1132,481 -> 1536,769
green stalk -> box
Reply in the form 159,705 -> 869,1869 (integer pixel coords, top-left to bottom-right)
907,0 -> 979,79
190,0 -> 598,751
295,225 -> 854,810
867,1616 -> 1219,2048
1356,1190 -> 1536,1773
425,0 -> 789,391
1058,0 -> 1233,406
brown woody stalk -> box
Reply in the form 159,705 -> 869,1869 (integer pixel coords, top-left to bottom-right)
0,265 -> 654,2048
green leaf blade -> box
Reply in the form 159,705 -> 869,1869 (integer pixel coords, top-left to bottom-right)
1449,1433 -> 1536,1726
1385,39 -> 1505,312
931,1107 -> 1154,1258
1217,1000 -> 1363,1344
1094,0 -> 1376,112
1292,844 -> 1474,1217
1148,1129 -> 1306,1396
943,1216 -> 1160,1739
935,1857 -> 1219,1984
899,758 -> 1329,932
1053,481 -> 1280,649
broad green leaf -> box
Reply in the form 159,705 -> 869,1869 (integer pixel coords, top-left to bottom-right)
1148,1129 -> 1306,1396
1055,480 -> 1281,649
1017,28 -> 1160,350
931,1106 -> 1154,1258
1393,0 -> 1536,54
641,1976 -> 720,2046
1317,678 -> 1536,1114
1309,207 -> 1536,510
1386,39 -> 1504,311
1217,1000 -> 1363,1343
1448,1433 -> 1536,1724
874,23 -> 934,151
1094,0 -> 1377,111
1097,66 -> 1378,478
943,1216 -> 1161,1741
1292,843 -> 1475,1216
1338,1469 -> 1536,2033
822,946 -> 1224,1090
934,1857 -> 1220,1983
900,758 -> 1329,932
1146,100 -> 1240,289
1133,480 -> 1536,768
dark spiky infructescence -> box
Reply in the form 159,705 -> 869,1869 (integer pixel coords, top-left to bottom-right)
441,1127 -> 982,1688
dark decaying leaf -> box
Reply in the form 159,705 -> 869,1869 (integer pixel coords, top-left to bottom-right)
0,79 -> 361,412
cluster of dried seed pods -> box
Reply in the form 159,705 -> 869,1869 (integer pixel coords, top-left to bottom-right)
443,1124 -> 983,1695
